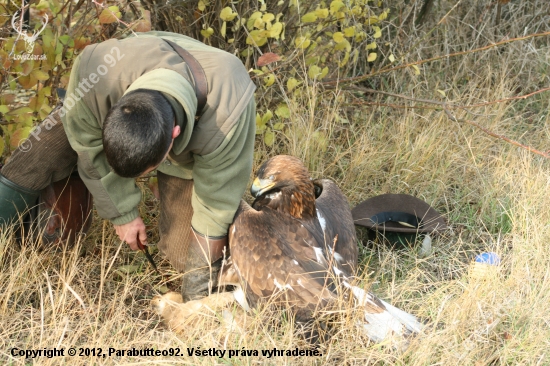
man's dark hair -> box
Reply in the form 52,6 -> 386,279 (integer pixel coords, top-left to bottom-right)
103,89 -> 174,178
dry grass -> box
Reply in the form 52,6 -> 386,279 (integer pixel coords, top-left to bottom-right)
1,1 -> 550,364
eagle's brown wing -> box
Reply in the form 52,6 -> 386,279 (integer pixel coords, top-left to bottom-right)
229,200 -> 336,317
313,179 -> 358,275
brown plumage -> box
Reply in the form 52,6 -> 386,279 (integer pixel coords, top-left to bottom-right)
222,155 -> 423,344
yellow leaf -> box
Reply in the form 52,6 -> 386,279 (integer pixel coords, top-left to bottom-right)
308,65 -> 322,79
247,12 -> 263,30
275,104 -> 290,118
355,31 -> 366,42
263,74 -> 275,87
366,42 -> 377,50
373,26 -> 382,38
366,16 -> 379,25
253,17 -> 265,29
294,36 -> 311,49
339,51 -> 350,67
330,0 -> 344,14
264,130 -> 275,146
315,8 -> 329,18
287,78 -> 299,92
379,11 -> 388,20
261,110 -> 273,124
367,52 -> 377,62
411,65 -> 420,75
273,122 -> 284,131
200,27 -> 214,38
246,30 -> 268,46
262,13 -> 275,22
220,7 -> 237,21
301,12 -> 318,23
333,32 -> 345,43
269,22 -> 283,38
221,21 -> 227,38
319,66 -> 329,80
198,0 -> 206,11
437,89 -> 446,97
344,26 -> 355,37
351,5 -> 362,15
388,53 -> 395,63
334,39 -> 351,51
31,69 -> 49,81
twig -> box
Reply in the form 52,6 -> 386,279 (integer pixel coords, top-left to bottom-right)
465,86 -> 550,108
322,30 -> 550,86
443,107 -> 550,159
343,85 -> 550,159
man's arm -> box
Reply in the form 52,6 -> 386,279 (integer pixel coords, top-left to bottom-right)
190,99 -> 256,237
62,56 -> 144,247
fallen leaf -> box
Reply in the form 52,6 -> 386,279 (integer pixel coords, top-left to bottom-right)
257,52 -> 281,67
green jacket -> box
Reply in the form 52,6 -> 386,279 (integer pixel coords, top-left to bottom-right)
61,31 -> 256,237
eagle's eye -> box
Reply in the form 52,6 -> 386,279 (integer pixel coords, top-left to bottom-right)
268,174 -> 275,180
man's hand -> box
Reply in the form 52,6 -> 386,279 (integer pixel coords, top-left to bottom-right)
114,216 -> 147,251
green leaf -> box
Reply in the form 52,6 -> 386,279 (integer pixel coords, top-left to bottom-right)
263,74 -> 275,87
308,65 -> 322,79
287,77 -> 299,92
6,106 -> 33,116
0,105 -> 9,114
273,122 -> 285,131
275,104 -> 290,118
301,12 -> 318,23
261,110 -> 273,124
264,129 -> 275,146
294,36 -> 311,49
117,264 -> 141,274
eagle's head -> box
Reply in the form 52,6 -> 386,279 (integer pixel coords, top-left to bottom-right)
250,155 -> 316,219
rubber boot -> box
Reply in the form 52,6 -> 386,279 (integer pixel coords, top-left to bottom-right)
0,173 -> 40,226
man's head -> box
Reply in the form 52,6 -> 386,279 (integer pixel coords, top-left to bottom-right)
103,89 -> 180,178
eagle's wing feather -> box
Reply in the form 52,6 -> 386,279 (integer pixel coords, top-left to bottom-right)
229,200 -> 335,314
313,179 -> 358,274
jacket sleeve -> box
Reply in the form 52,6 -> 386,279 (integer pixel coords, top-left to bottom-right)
190,99 -> 256,237
61,56 -> 142,225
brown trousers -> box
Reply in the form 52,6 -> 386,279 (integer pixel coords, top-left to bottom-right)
1,114 -> 192,270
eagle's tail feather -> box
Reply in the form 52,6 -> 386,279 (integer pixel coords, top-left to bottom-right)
343,282 -> 423,343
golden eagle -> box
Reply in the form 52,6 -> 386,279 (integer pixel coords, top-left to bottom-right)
221,155 -> 422,343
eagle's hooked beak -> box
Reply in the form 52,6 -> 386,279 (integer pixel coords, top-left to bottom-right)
250,177 -> 276,197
